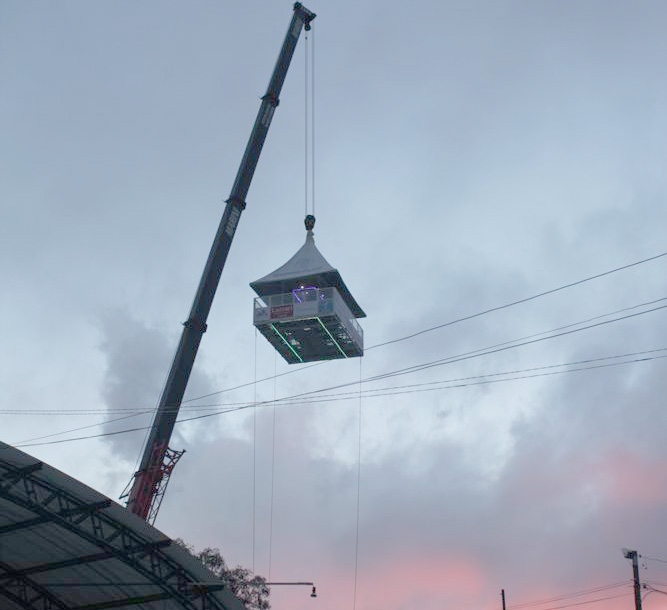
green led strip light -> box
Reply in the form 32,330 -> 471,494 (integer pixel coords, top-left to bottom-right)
270,324 -> 304,363
315,317 -> 348,359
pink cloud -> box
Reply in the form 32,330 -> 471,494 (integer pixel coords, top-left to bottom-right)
596,449 -> 667,507
313,550 -> 488,610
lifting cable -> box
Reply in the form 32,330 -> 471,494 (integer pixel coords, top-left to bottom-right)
304,28 -> 316,220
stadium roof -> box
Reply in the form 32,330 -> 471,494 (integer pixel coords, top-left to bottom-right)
0,441 -> 245,610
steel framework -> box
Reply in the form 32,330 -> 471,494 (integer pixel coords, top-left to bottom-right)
0,453 -> 238,610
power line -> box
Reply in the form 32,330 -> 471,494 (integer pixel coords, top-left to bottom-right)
10,300 -> 666,446
369,251 -> 667,350
13,348 -> 666,448
515,592 -> 631,610
10,295 -> 663,420
263,303 -> 666,404
643,556 -> 667,565
9,259 -> 667,444
7,348 -> 667,416
180,253 -> 667,404
509,581 -> 631,608
364,304 -> 667,384
645,585 -> 667,594
7,346 -> 666,416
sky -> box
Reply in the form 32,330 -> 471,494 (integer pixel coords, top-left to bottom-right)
2,1 -> 667,610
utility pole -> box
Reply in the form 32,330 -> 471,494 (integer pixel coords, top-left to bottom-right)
501,589 -> 507,610
623,548 -> 643,610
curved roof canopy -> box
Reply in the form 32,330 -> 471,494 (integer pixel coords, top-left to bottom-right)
250,230 -> 366,318
0,441 -> 244,610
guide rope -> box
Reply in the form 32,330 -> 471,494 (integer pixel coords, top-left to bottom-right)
252,329 -> 258,573
268,350 -> 278,581
353,357 -> 363,610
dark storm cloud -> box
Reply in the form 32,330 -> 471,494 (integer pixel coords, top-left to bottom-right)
98,310 -> 172,459
98,309 -> 221,462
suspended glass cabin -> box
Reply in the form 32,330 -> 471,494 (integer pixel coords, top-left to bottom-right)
251,216 -> 365,364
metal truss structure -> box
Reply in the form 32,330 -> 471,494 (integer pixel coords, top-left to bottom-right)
0,444 -> 242,610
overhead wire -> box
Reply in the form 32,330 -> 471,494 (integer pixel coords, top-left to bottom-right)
507,580 -> 632,608
9,254 -> 667,446
643,583 -> 667,595
509,591 -> 631,610
179,251 -> 667,404
371,251 -> 667,350
12,348 -> 667,448
7,347 -> 667,417
9,297 -> 664,418
644,581 -> 667,588
26,293 -> 664,417
6,340 -> 667,416
643,555 -> 667,565
360,303 -> 667,385
227,302 -> 666,405
218,298 -> 664,406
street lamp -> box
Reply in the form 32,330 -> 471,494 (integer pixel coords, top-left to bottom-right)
266,582 -> 317,598
187,580 -> 317,599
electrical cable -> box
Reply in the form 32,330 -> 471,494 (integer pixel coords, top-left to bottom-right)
8,300 -> 666,431
7,347 -> 666,417
642,584 -> 667,603
9,256 -> 667,444
180,252 -> 667,404
643,555 -> 667,565
13,411 -> 153,444
360,304 -> 667,385
9,296 -> 664,418
511,592 -> 631,610
12,349 -> 666,448
230,304 -> 666,408
370,251 -> 667,350
508,580 -> 632,608
645,581 -> 667,588
167,295 -> 667,424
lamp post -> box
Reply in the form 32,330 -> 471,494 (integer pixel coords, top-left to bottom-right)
266,582 -> 318,598
188,580 -> 317,598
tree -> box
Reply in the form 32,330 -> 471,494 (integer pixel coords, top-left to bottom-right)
176,540 -> 270,610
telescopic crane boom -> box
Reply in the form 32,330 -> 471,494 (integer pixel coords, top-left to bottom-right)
126,3 -> 316,523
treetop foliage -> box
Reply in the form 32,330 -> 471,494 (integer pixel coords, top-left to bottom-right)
175,539 -> 270,610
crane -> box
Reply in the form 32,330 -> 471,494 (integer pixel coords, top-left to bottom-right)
125,2 -> 317,523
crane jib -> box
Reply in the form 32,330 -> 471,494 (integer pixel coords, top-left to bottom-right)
125,3 -> 316,523
224,206 -> 242,238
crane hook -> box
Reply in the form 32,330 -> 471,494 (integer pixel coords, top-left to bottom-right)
304,214 -> 316,231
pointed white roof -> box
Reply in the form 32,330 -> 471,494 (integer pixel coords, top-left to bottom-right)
251,230 -> 365,318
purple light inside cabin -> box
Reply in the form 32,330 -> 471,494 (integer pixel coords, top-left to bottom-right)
292,285 -> 318,303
